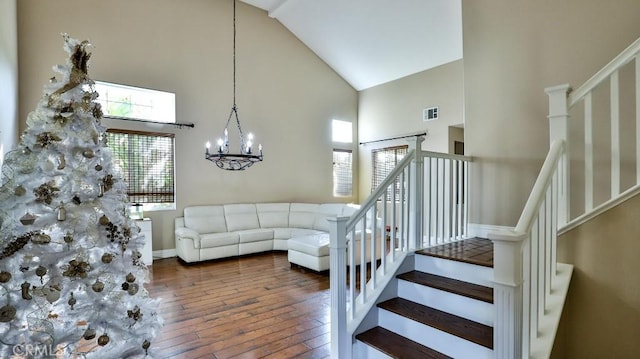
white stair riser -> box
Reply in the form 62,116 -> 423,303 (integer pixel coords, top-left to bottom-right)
353,341 -> 392,359
397,280 -> 494,326
378,309 -> 493,359
415,255 -> 494,287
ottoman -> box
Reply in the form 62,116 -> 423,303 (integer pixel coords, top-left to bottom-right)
288,233 -> 330,272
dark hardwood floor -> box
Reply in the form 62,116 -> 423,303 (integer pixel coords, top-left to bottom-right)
146,253 -> 331,359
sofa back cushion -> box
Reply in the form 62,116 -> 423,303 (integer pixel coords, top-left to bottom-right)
184,205 -> 227,234
256,203 -> 290,228
313,203 -> 347,231
289,203 -> 320,229
224,204 -> 260,232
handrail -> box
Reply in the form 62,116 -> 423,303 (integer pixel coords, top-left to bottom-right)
569,36 -> 640,107
346,149 -> 415,228
514,140 -> 564,233
422,150 -> 472,162
490,139 -> 567,358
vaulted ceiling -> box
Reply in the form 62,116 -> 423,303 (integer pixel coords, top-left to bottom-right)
239,0 -> 463,91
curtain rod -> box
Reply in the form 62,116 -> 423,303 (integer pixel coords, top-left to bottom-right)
359,132 -> 427,145
104,116 -> 195,129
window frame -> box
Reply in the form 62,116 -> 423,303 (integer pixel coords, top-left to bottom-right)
105,129 -> 176,212
95,81 -> 176,124
332,149 -> 353,197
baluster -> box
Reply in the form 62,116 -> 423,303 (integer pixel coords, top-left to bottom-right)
391,178 -> 397,262
444,159 -> 451,242
464,160 -> 469,236
538,205 -> 545,329
611,70 -> 621,197
530,219 -> 539,338
349,227 -> 356,319
371,205 -> 378,287
551,167 -> 559,282
452,159 -> 458,241
427,157 -> 438,246
360,214 -> 367,301
545,186 -> 552,299
381,191 -> 387,272
636,55 -> 640,183
522,234 -> 531,357
585,93 -> 594,211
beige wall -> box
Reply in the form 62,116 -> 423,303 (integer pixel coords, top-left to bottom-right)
463,0 -> 640,226
16,0 -> 358,251
553,195 -> 640,358
464,1 -> 640,357
357,60 -> 464,198
0,0 -> 18,165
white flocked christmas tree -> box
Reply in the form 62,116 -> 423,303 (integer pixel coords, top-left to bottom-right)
0,34 -> 161,358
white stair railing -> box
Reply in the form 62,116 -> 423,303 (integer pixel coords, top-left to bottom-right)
546,36 -> 640,230
490,140 -> 566,359
330,135 -> 473,358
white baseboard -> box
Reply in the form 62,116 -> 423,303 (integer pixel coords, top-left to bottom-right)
468,223 -> 514,238
153,248 -> 177,259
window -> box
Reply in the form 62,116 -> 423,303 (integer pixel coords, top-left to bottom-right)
333,149 -> 353,197
106,130 -> 175,210
332,119 -> 352,143
95,81 -> 176,124
372,145 -> 408,198
332,119 -> 353,197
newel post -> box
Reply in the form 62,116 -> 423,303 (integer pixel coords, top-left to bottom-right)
489,231 -> 526,359
545,84 -> 571,226
328,216 -> 351,358
408,135 -> 425,249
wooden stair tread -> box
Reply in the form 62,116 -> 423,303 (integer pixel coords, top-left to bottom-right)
356,326 -> 452,359
397,270 -> 494,303
378,297 -> 493,349
416,237 -> 494,267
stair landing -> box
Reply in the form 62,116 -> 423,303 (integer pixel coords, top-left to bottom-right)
417,237 -> 493,267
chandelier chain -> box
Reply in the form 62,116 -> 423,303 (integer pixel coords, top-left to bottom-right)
204,0 -> 263,171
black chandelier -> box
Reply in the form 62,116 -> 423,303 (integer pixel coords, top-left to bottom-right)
205,0 -> 263,171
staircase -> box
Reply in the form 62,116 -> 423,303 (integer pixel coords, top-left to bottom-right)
355,238 -> 494,358
329,36 -> 640,358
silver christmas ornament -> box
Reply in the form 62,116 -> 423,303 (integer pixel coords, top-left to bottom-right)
57,202 -> 66,221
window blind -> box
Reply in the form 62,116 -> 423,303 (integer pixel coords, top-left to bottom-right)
372,145 -> 408,198
106,129 -> 175,204
333,149 -> 353,197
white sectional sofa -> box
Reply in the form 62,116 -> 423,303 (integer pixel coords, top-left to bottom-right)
174,203 -> 360,267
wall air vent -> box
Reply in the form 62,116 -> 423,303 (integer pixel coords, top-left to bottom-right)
423,106 -> 439,121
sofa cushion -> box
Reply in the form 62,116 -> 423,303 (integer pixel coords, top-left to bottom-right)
224,204 -> 259,232
237,229 -> 274,243
312,203 -> 346,231
289,203 -> 320,229
256,203 -> 290,228
184,205 -> 227,234
200,232 -> 239,248
273,228 -> 322,239
288,233 -> 330,257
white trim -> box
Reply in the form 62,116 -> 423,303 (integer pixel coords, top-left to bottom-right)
153,248 -> 177,259
468,223 -> 514,238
